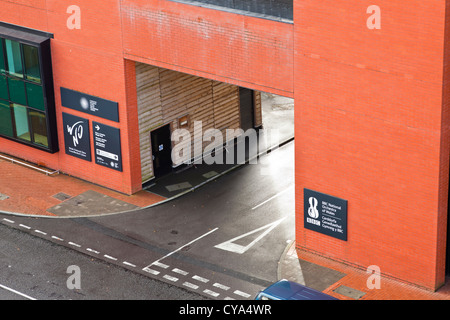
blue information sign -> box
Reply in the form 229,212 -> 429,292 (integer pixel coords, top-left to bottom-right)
304,189 -> 348,241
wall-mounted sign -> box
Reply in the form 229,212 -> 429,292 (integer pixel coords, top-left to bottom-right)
93,121 -> 122,172
62,113 -> 91,161
61,87 -> 119,122
304,189 -> 348,241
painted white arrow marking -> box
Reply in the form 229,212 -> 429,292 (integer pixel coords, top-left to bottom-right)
214,217 -> 286,254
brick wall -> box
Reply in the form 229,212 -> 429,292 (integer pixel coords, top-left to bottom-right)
121,0 -> 294,97
294,0 -> 449,290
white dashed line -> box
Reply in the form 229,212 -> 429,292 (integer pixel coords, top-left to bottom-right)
182,282 -> 199,290
0,220 -> 251,300
233,290 -> 251,298
86,248 -> 100,254
123,261 -> 136,268
192,275 -> 209,283
163,274 -> 179,282
104,255 -> 117,261
143,267 -> 160,275
172,268 -> 189,276
213,283 -> 230,291
68,242 -> 81,248
203,289 -> 220,297
152,261 -> 169,269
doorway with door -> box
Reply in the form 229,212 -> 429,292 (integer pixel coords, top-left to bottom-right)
151,124 -> 173,178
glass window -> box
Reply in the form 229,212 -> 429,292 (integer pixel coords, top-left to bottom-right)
7,77 -> 26,105
0,39 -> 5,74
0,100 -> 13,137
0,74 -> 8,100
26,82 -> 44,111
29,110 -> 48,147
4,39 -> 23,78
23,45 -> 41,83
11,103 -> 30,141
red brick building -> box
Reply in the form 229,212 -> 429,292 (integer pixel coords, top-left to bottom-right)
0,0 -> 449,291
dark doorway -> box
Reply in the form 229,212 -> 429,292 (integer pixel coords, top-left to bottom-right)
239,87 -> 255,131
151,124 -> 173,178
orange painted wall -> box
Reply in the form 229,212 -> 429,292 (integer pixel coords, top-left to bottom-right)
294,0 -> 449,290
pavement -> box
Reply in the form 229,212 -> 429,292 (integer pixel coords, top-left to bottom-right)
1,94 -> 450,300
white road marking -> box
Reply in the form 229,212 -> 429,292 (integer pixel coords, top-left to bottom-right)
213,283 -> 230,291
163,274 -> 179,282
192,275 -> 209,283
143,228 -> 218,271
214,217 -> 286,254
172,268 -> 189,276
233,290 -> 251,298
142,268 -> 160,275
251,185 -> 293,210
203,289 -> 220,297
1,221 -> 254,300
0,284 -> 36,300
123,261 -> 136,268
153,261 -> 169,269
183,282 -> 199,290
68,242 -> 81,248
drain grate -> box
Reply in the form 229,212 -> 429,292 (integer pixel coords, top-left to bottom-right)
333,285 -> 366,300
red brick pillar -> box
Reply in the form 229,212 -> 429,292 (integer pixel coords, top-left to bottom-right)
294,0 -> 450,290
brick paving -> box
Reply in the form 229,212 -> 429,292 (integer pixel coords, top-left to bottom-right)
280,241 -> 450,300
0,158 -> 165,217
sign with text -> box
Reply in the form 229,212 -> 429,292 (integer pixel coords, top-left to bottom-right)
93,122 -> 122,172
304,189 -> 348,241
62,113 -> 91,161
61,87 -> 119,122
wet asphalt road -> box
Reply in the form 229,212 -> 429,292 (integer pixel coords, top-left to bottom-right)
0,141 -> 294,300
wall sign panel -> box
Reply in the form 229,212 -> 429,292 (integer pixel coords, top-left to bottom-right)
61,87 -> 119,122
62,112 -> 91,161
304,188 -> 348,241
92,121 -> 122,172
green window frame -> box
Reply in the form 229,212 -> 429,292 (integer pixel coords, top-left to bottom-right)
0,28 -> 57,152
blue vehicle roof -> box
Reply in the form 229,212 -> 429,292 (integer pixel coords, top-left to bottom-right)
259,280 -> 338,300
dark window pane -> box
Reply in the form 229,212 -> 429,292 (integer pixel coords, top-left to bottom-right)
26,82 -> 44,111
11,103 -> 30,141
23,45 -> 41,83
0,39 -> 5,74
7,77 -> 26,105
29,110 -> 48,147
0,100 -> 13,137
4,39 -> 23,78
0,74 -> 8,100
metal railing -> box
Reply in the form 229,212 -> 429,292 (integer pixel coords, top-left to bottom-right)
0,153 -> 59,176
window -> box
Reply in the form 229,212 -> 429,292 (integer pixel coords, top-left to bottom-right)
0,28 -> 57,152
4,39 -> 23,78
